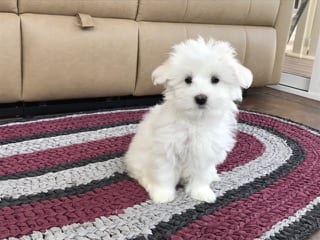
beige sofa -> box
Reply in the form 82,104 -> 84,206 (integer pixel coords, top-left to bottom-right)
0,0 -> 294,104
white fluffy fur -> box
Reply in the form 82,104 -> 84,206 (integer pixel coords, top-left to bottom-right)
125,37 -> 253,203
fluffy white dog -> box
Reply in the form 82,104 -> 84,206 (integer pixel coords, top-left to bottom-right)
125,37 -> 253,203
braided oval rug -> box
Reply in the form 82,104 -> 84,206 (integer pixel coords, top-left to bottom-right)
0,107 -> 320,240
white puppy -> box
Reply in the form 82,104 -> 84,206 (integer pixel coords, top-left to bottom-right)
125,37 -> 253,203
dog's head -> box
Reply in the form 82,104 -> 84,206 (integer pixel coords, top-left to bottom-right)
152,37 -> 253,118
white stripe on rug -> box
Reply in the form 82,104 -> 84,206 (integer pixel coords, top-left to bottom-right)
6,124 -> 293,240
0,124 -> 138,158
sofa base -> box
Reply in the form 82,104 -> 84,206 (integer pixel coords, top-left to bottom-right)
0,95 -> 162,119
0,103 -> 24,118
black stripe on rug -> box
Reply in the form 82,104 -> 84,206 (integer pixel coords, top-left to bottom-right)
0,151 -> 125,181
0,172 -> 130,208
0,106 -> 149,126
132,122 -> 305,240
270,202 -> 320,240
0,120 -> 140,145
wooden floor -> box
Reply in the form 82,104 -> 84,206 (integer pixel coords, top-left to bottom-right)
241,87 -> 320,130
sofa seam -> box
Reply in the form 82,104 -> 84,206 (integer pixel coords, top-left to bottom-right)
133,22 -> 140,95
243,26 -> 248,68
17,0 -> 138,20
246,0 -> 252,24
135,0 -> 141,21
182,0 -> 189,22
184,24 -> 189,41
19,14 -> 24,100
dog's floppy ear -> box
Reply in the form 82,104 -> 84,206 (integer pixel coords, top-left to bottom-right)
214,40 -> 252,88
231,61 -> 253,89
152,61 -> 171,85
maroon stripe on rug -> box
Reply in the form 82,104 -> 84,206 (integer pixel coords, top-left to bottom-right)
0,110 -> 146,142
0,134 -> 133,177
171,114 -> 320,239
217,132 -> 265,172
0,180 -> 148,239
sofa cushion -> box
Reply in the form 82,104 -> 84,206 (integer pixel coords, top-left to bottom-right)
0,13 -> 21,103
19,0 -> 138,19
134,22 -> 276,96
137,0 -> 280,26
21,14 -> 138,101
0,0 -> 17,13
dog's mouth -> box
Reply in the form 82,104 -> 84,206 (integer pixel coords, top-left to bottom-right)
198,105 -> 206,109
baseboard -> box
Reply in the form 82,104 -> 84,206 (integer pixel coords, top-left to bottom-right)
268,85 -> 320,101
280,73 -> 310,91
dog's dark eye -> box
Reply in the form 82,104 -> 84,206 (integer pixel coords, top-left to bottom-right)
184,76 -> 193,84
211,76 -> 220,84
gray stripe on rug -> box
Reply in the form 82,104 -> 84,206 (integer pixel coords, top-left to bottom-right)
0,124 -> 138,158
0,158 -> 123,200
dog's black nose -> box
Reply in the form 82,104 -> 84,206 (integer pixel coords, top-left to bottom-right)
194,94 -> 207,105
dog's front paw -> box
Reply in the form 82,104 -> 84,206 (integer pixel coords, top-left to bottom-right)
189,187 -> 216,203
149,187 -> 175,203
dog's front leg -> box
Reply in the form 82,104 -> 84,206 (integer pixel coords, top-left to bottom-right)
186,167 -> 217,203
146,160 -> 177,204
212,167 -> 221,182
